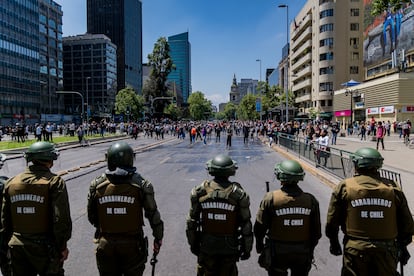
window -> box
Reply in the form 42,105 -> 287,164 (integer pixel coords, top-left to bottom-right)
350,23 -> 359,31
320,38 -> 334,48
320,9 -> 334,19
319,66 -> 334,75
350,66 -> 359,74
351,52 -> 359,60
320,24 -> 334,33
320,52 -> 334,61
350,9 -> 360,16
319,82 -> 333,91
350,37 -> 359,46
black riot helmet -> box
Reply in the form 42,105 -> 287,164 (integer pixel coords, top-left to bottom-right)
274,160 -> 305,184
106,142 -> 135,171
206,154 -> 238,177
24,142 -> 59,163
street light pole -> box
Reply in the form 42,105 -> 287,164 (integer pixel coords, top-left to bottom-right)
56,91 -> 84,122
278,4 -> 289,123
256,59 -> 262,82
86,77 -> 91,123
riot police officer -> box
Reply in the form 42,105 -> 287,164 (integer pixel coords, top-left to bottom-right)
254,160 -> 321,276
1,142 -> 72,276
326,147 -> 414,275
87,142 -> 164,275
186,154 -> 253,276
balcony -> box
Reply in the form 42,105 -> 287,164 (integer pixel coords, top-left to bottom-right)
295,93 -> 311,103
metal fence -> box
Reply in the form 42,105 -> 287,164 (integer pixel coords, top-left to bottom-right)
275,133 -> 402,187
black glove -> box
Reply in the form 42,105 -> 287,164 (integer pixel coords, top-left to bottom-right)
329,239 -> 342,256
240,251 -> 250,260
399,246 -> 411,265
256,242 -> 264,254
190,245 -> 200,256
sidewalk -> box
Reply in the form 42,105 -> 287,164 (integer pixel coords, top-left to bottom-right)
332,132 -> 413,174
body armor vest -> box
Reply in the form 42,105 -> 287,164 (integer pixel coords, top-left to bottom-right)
8,175 -> 50,233
199,181 -> 238,235
96,180 -> 143,234
345,178 -> 397,240
269,190 -> 312,242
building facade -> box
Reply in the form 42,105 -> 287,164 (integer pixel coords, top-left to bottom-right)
0,0 -> 63,125
87,0 -> 142,94
167,32 -> 191,104
62,34 -> 117,122
289,0 -> 364,120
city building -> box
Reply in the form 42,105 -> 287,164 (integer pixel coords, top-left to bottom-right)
62,34 -> 117,122
333,1 -> 414,126
87,0 -> 143,94
167,32 -> 192,105
289,0 -> 364,121
0,0 -> 63,125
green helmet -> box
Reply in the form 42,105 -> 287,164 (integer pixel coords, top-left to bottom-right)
106,142 -> 135,171
351,147 -> 383,170
25,142 -> 59,162
274,160 -> 305,183
206,154 -> 238,177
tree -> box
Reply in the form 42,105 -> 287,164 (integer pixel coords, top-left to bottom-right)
115,87 -> 144,121
143,37 -> 175,113
188,91 -> 212,120
237,94 -> 259,120
164,103 -> 181,120
223,102 -> 237,120
371,0 -> 410,15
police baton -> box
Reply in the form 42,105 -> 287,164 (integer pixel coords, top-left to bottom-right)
265,181 -> 270,192
150,252 -> 158,276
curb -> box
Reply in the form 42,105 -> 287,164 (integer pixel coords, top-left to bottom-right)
262,138 -> 340,189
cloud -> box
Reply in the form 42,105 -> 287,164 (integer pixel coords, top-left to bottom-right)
204,92 -> 228,108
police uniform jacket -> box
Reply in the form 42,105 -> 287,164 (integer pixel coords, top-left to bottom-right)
254,184 -> 321,251
87,168 -> 163,241
186,179 -> 253,256
1,165 -> 72,251
326,172 -> 414,248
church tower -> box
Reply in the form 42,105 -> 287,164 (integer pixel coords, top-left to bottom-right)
229,74 -> 240,104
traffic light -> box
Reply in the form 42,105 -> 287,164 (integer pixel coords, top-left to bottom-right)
126,106 -> 130,115
172,96 -> 176,104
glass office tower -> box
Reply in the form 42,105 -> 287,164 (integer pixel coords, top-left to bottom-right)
168,32 -> 191,104
87,0 -> 142,94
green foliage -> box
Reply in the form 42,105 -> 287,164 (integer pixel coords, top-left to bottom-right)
215,111 -> 226,120
223,102 -> 237,120
164,103 -> 181,120
262,84 -> 283,111
188,91 -> 212,120
308,107 -> 318,119
371,0 -> 410,15
237,94 -> 259,120
115,87 -> 144,121
143,37 -> 175,113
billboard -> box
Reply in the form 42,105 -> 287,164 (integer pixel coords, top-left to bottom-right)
363,1 -> 414,67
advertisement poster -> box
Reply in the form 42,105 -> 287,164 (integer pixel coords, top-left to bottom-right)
363,1 -> 414,67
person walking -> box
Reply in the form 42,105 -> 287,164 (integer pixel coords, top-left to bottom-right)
87,142 -> 164,276
314,129 -> 330,167
326,147 -> 414,276
1,142 -> 72,276
254,160 -> 321,275
376,121 -> 385,150
186,154 -> 253,276
226,124 -> 233,149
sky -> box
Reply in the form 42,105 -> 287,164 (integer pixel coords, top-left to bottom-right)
54,0 -> 307,107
